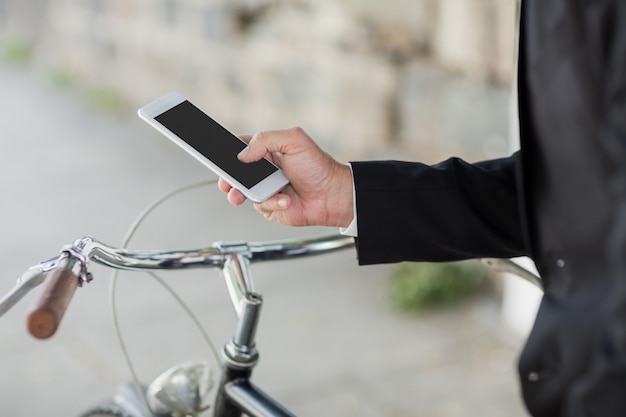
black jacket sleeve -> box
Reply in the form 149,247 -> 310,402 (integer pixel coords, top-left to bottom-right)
350,153 -> 528,265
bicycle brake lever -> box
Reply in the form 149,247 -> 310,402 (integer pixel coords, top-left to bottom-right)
0,265 -> 48,318
35,257 -> 61,274
0,242 -> 95,319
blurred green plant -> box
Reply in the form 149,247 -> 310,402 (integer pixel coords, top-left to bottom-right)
389,261 -> 487,311
48,68 -> 76,88
84,86 -> 127,112
2,39 -> 32,64
48,67 -> 127,113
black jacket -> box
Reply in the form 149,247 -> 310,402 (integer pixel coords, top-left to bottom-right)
351,1 -> 626,416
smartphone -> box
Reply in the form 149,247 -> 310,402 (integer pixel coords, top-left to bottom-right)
138,92 -> 289,203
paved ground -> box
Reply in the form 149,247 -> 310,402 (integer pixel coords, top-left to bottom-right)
0,64 -> 531,416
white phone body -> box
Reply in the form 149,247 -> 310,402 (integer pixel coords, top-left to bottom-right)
138,92 -> 289,203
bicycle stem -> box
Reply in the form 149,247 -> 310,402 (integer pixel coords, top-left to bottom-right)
222,252 -> 256,317
219,251 -> 263,372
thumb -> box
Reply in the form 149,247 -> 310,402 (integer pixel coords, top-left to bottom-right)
237,129 -> 298,163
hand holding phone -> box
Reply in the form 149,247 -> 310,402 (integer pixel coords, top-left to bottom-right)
138,92 -> 289,203
219,127 -> 356,229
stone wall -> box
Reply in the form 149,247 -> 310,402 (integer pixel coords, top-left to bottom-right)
0,0 -> 518,162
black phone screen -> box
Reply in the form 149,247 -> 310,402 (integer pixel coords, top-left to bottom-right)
155,100 -> 277,188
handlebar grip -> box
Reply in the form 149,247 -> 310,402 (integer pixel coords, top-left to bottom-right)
26,267 -> 79,339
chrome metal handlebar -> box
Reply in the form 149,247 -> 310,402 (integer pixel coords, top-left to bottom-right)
0,233 -> 543,323
0,234 -> 356,320
79,234 -> 355,272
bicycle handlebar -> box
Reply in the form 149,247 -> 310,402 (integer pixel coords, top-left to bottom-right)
1,233 -> 542,340
81,234 -> 355,271
0,234 -> 356,339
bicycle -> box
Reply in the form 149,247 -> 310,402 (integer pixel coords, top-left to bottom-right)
0,181 -> 542,417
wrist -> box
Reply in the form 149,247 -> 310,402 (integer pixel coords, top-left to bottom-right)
329,163 -> 355,228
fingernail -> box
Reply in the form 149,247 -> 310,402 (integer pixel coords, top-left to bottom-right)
237,146 -> 249,160
278,197 -> 288,208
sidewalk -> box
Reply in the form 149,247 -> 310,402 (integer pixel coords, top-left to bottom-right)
0,65 -> 529,416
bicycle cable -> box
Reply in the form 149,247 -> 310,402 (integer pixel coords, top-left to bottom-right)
108,179 -> 221,415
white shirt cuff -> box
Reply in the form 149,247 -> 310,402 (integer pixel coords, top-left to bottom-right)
339,163 -> 358,237
340,217 -> 358,237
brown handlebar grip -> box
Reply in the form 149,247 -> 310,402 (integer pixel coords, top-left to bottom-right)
26,267 -> 79,339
